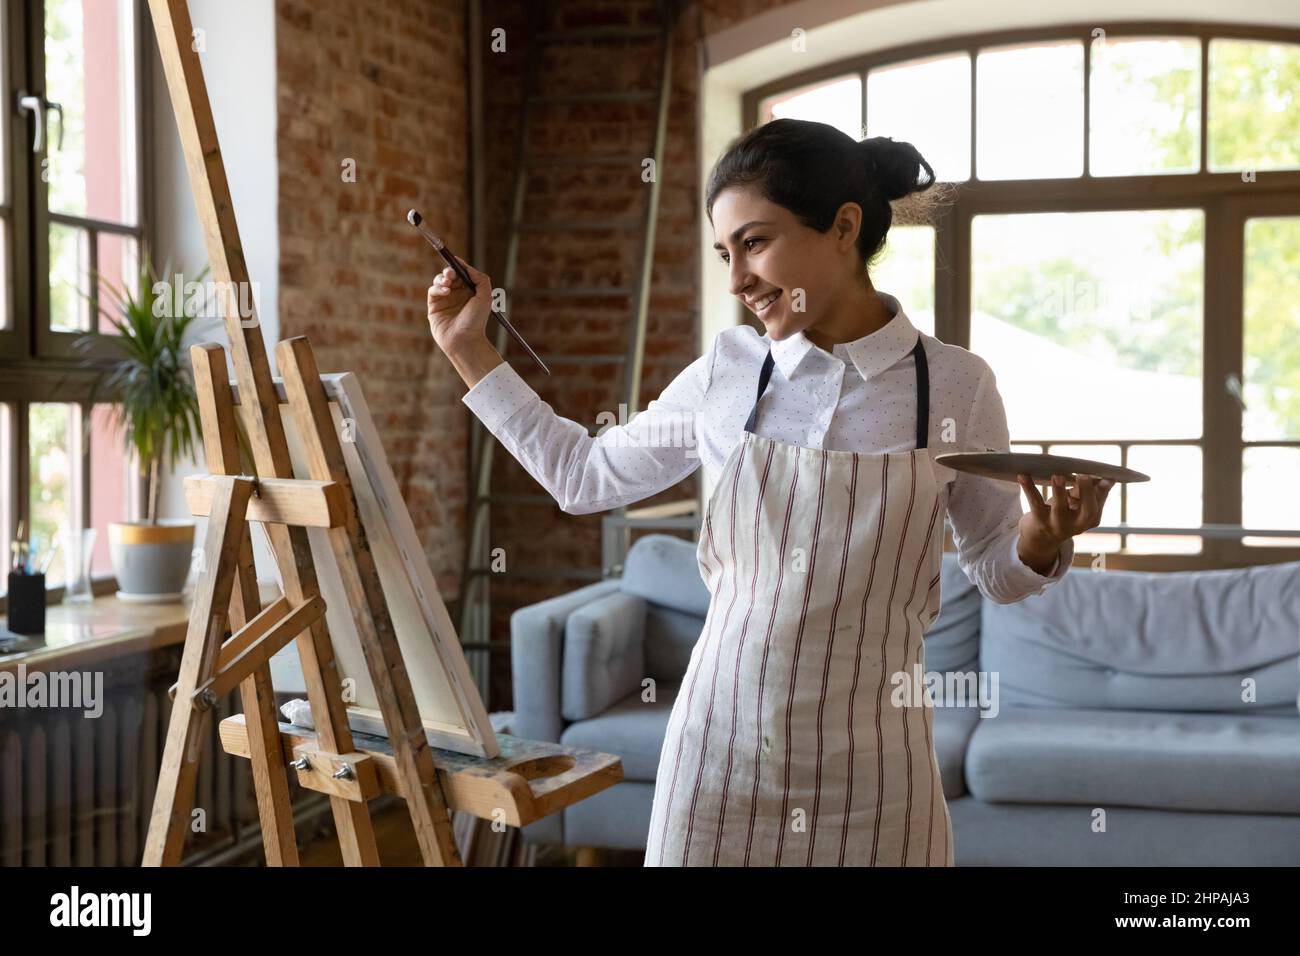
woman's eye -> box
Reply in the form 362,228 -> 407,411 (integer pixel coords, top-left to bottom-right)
745,237 -> 764,251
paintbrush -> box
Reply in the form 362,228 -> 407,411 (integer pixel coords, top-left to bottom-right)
407,209 -> 550,375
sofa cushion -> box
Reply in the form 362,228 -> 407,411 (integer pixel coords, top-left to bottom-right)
931,704 -> 980,799
980,559 -> 1300,713
561,591 -> 646,723
561,682 -> 680,782
644,603 -> 704,683
965,706 -> 1300,814
619,534 -> 710,617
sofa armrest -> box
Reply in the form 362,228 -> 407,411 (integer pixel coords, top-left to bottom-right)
562,591 -> 647,722
510,580 -> 622,744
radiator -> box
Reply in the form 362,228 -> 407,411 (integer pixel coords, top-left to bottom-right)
0,646 -> 258,866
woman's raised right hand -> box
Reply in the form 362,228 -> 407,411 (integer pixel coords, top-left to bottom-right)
427,258 -> 494,353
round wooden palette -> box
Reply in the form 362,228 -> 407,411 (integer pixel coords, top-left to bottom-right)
933,452 -> 1150,486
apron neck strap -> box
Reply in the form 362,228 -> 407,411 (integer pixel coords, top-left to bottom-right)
745,337 -> 930,450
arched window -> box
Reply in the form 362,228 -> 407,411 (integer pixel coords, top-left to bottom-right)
745,22 -> 1300,568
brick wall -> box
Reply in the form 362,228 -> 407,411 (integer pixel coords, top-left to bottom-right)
276,0 -> 470,597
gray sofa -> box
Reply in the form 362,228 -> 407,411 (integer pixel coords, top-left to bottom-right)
511,533 -> 1300,864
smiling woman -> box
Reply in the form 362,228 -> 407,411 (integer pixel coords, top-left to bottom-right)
435,116 -> 1103,868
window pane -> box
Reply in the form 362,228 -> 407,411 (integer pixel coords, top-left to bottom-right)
29,403 -> 80,586
89,404 -> 126,576
1243,216 -> 1300,441
1243,447 -> 1300,547
49,221 -> 90,331
971,210 -> 1204,441
1125,445 -> 1202,554
976,41 -> 1083,180
760,74 -> 861,141
1208,39 -> 1300,173
870,224 -> 934,337
45,0 -> 139,222
1089,36 -> 1200,176
96,232 -> 138,334
867,53 -> 970,183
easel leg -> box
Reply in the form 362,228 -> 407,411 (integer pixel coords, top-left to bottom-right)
230,533 -> 299,865
143,477 -> 254,866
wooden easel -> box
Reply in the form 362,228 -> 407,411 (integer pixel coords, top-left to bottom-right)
142,0 -> 621,867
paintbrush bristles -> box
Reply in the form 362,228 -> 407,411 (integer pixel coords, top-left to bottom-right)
407,210 -> 448,251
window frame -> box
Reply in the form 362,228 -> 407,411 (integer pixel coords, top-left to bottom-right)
742,20 -> 1300,570
0,0 -> 153,591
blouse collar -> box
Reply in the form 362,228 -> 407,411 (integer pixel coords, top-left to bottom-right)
765,291 -> 921,384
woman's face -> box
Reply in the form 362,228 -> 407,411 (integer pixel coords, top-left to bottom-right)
711,185 -> 860,340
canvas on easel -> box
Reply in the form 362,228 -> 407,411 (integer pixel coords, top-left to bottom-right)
242,374 -> 499,759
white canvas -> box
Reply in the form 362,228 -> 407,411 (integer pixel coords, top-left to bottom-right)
247,373 -> 498,759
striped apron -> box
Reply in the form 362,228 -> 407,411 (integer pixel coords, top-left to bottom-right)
644,339 -> 953,866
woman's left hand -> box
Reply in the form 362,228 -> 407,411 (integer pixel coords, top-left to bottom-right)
1016,473 -> 1114,561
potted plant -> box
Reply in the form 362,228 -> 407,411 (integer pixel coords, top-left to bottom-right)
76,258 -> 208,602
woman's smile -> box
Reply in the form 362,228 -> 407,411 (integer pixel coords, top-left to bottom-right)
752,289 -> 781,317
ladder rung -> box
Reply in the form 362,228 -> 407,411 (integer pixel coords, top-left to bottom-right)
517,219 -> 642,233
527,152 -> 646,167
510,286 -> 635,298
537,27 -> 660,42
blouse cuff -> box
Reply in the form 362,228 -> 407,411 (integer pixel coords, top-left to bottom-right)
461,360 -> 535,433
1008,531 -> 1074,594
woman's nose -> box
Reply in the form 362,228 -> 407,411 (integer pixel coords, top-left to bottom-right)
728,261 -> 753,298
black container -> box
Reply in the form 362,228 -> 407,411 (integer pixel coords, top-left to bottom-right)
6,571 -> 46,634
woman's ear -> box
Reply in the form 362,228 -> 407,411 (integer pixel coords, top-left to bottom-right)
832,201 -> 863,252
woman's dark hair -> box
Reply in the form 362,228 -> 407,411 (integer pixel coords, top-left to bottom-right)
706,118 -> 944,270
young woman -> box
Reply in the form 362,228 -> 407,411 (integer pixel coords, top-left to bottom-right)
428,118 -> 1112,867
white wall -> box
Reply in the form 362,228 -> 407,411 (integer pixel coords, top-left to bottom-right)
150,0 -> 279,581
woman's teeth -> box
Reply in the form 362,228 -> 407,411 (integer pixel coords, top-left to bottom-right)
756,291 -> 780,314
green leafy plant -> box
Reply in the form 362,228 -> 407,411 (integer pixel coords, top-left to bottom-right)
74,257 -> 211,525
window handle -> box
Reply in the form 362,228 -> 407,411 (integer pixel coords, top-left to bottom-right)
18,91 -> 44,153
16,92 -> 63,153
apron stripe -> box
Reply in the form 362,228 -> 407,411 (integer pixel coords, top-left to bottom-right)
807,453 -> 858,866
843,454 -> 889,865
774,450 -> 828,866
743,448 -> 802,866
898,495 -> 942,864
873,454 -> 917,865
709,440 -> 777,864
681,432 -> 758,864
653,437 -> 750,864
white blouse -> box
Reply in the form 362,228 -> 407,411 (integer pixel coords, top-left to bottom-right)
461,291 -> 1073,605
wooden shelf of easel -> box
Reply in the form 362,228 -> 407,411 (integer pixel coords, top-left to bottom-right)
219,717 -> 623,827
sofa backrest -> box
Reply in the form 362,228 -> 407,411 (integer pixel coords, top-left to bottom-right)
980,558 -> 1300,714
619,534 -> 709,681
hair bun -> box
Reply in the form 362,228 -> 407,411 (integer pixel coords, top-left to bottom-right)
860,136 -> 936,201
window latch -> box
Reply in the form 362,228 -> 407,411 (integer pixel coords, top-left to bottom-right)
16,91 -> 64,154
